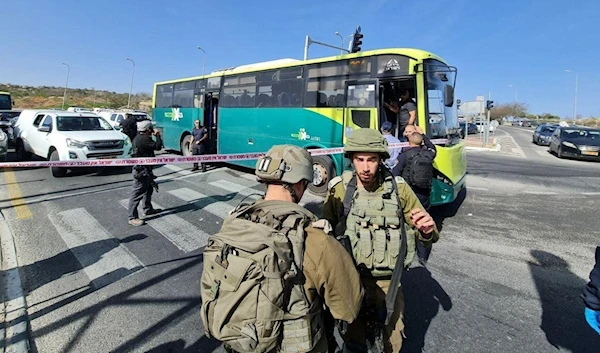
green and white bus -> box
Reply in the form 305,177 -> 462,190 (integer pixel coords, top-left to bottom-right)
152,48 -> 466,205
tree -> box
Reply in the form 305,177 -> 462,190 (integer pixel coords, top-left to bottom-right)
489,102 -> 529,120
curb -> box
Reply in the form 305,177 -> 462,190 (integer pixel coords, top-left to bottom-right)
0,212 -> 30,353
465,144 -> 500,152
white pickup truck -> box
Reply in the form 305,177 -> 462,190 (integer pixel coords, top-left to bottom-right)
13,110 -> 132,177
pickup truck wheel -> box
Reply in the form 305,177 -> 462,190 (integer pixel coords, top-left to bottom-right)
50,150 -> 67,177
16,140 -> 31,161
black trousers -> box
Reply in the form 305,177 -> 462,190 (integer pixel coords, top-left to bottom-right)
128,177 -> 153,220
192,143 -> 206,171
415,191 -> 432,264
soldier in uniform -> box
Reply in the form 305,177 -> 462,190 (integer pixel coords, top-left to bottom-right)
321,128 -> 439,353
201,144 -> 364,353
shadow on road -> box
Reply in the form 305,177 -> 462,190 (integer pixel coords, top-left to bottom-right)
529,250 -> 600,352
401,266 -> 452,353
430,186 -> 467,233
144,336 -> 223,353
20,253 -> 206,353
13,234 -> 148,301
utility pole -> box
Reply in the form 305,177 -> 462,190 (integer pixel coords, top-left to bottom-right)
126,58 -> 135,109
485,91 -> 491,146
61,63 -> 70,110
196,46 -> 206,76
565,69 -> 578,120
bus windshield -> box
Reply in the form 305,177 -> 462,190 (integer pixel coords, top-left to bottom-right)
0,94 -> 11,110
424,60 -> 458,138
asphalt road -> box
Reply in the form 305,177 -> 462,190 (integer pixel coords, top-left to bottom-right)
1,128 -> 599,353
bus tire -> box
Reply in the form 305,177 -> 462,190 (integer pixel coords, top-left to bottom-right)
309,155 -> 335,196
50,150 -> 67,178
180,135 -> 193,156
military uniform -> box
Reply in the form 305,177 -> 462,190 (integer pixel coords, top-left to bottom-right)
201,145 -> 364,353
321,128 -> 439,353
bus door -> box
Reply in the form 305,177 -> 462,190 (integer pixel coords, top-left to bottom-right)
343,81 -> 379,144
204,91 -> 219,154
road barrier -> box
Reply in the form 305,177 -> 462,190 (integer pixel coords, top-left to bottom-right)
0,139 -> 449,168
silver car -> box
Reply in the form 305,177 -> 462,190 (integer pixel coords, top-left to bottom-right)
0,129 -> 8,161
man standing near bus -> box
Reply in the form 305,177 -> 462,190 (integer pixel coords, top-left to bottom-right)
191,119 -> 207,172
398,89 -> 417,139
380,121 -> 401,170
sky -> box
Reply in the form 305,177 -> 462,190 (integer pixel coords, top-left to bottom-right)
2,0 -> 599,118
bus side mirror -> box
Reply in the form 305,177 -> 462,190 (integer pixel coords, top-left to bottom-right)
444,85 -> 454,107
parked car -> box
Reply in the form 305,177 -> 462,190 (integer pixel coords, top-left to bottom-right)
0,129 -> 7,161
0,110 -> 22,144
106,110 -> 151,129
532,124 -> 557,146
548,127 -> 600,161
13,110 -> 132,177
459,122 -> 478,138
475,121 -> 495,132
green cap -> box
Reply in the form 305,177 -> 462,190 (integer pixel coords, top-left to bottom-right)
255,144 -> 314,184
344,128 -> 390,159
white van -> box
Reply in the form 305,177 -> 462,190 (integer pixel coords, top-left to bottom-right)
13,110 -> 132,177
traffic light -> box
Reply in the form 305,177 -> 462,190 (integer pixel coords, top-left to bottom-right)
350,28 -> 363,53
486,100 -> 494,110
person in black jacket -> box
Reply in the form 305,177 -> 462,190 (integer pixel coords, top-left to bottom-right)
391,125 -> 436,210
583,245 -> 600,335
127,120 -> 163,226
120,113 -> 138,142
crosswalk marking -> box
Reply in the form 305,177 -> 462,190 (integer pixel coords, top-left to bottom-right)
119,199 -> 208,252
168,188 -> 239,219
209,179 -> 262,197
240,172 -> 258,182
48,208 -> 145,288
162,164 -> 192,176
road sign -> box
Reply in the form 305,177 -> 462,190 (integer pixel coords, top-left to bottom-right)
490,120 -> 499,128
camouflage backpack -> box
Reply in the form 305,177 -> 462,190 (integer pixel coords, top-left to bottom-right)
200,200 -> 324,353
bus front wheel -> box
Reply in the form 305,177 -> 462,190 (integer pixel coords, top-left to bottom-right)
309,155 -> 334,196
180,135 -> 193,156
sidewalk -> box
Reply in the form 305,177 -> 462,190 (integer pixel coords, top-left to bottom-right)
463,134 -> 499,151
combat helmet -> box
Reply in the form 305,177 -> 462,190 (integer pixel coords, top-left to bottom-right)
255,144 -> 314,185
344,128 -> 390,159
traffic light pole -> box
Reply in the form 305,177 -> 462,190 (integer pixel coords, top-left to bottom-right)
304,35 -> 350,60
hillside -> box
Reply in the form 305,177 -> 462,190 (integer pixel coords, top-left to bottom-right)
0,83 -> 153,112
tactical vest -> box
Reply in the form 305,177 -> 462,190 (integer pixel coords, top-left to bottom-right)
335,171 -> 417,278
200,200 -> 323,353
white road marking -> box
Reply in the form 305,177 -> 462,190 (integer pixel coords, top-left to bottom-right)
467,186 -> 490,191
119,199 -> 208,252
48,208 -> 145,288
209,179 -> 261,197
162,164 -> 192,175
522,191 -> 558,195
168,188 -> 239,219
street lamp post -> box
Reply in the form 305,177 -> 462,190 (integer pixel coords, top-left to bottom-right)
61,63 -> 70,110
126,58 -> 135,109
196,46 -> 206,77
565,69 -> 578,120
334,32 -> 353,54
334,32 -> 344,55
508,84 -> 518,102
